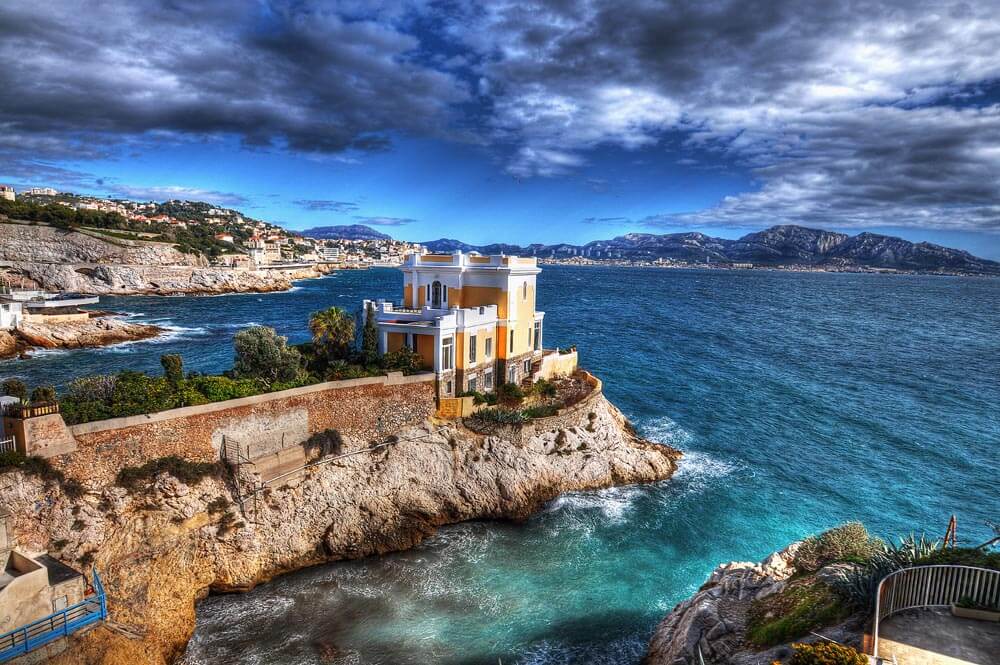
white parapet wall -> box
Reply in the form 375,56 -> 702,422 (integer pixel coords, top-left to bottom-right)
533,350 -> 578,382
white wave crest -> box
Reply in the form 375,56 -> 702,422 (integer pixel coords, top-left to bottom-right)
638,415 -> 694,447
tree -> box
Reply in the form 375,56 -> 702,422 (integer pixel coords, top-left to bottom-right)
1,378 -> 28,402
232,326 -> 303,386
308,307 -> 356,362
30,385 -> 58,404
362,303 -> 379,366
160,354 -> 184,385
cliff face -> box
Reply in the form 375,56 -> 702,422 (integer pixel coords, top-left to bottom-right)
3,316 -> 163,358
0,221 -> 201,266
1,393 -> 679,665
0,220 -> 331,294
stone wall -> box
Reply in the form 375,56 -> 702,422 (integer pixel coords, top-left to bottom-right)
4,413 -> 77,458
533,350 -> 578,382
54,372 -> 436,486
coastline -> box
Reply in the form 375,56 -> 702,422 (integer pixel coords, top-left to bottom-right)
0,387 -> 679,665
537,260 -> 998,278
0,313 -> 165,360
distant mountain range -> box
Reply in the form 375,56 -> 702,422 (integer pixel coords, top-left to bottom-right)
302,224 -> 392,240
420,225 -> 1000,275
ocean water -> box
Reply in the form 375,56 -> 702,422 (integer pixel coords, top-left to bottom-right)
4,267 -> 998,664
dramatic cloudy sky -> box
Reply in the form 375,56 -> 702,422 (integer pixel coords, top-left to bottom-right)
2,0 -> 1000,256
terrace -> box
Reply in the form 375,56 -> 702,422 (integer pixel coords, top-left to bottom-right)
873,565 -> 1000,665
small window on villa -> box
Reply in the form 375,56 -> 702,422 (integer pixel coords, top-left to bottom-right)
523,358 -> 531,375
469,334 -> 477,363
485,337 -> 492,357
522,282 -> 528,300
508,366 -> 517,383
442,337 -> 454,370
484,369 -> 494,390
445,380 -> 452,395
468,376 -> 478,392
509,329 -> 515,353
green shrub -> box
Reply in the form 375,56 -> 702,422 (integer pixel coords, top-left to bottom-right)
783,641 -> 867,665
916,547 -> 1000,571
522,404 -> 559,419
531,378 -> 557,398
29,385 -> 58,404
458,390 -> 497,406
379,347 -> 423,374
324,360 -> 372,381
116,456 -> 221,491
826,533 -> 942,610
747,580 -> 851,647
232,326 -> 304,386
1,378 -> 28,401
496,382 -> 524,405
187,375 -> 263,402
469,407 -> 527,426
161,354 -> 184,385
794,522 -> 880,572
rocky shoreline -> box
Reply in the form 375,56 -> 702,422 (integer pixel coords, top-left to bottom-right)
0,314 -> 164,360
0,392 -> 679,665
643,539 -> 865,665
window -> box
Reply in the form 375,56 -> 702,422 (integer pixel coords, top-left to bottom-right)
484,369 -> 494,390
432,280 -> 443,308
443,288 -> 448,304
468,376 -> 478,392
426,284 -> 431,301
445,380 -> 452,395
469,334 -> 477,363
533,321 -> 541,351
508,366 -> 517,384
54,595 -> 68,611
522,282 -> 528,300
523,358 -> 531,375
442,336 -> 453,370
485,337 -> 492,357
509,329 -> 515,353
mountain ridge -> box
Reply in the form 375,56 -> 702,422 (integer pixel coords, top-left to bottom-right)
418,224 -> 1000,275
301,224 -> 392,240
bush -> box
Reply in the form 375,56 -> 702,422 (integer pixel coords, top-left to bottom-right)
794,523 -> 880,572
782,641 -> 867,665
379,347 -> 423,374
826,533 -> 942,610
747,580 -> 851,647
232,326 -> 304,387
522,404 -> 559,419
915,546 -> 1000,571
187,375 -> 263,402
531,378 -> 557,398
325,360 -> 372,381
468,407 -> 527,427
116,456 -> 221,491
161,354 -> 184,385
30,385 -> 57,404
458,390 -> 497,406
496,382 -> 524,405
1,378 -> 28,401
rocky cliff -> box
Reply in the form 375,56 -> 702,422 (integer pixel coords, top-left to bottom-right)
0,220 -> 331,295
0,393 -> 679,665
644,541 -> 864,665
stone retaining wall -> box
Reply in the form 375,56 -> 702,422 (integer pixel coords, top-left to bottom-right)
55,372 -> 436,485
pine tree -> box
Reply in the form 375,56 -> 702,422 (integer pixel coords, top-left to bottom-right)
362,303 -> 379,366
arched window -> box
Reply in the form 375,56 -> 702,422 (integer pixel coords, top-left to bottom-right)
432,280 -> 443,308
522,282 -> 528,300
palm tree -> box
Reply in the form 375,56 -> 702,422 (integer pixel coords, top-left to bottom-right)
309,307 -> 356,361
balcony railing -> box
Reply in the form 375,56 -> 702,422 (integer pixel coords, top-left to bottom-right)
873,564 -> 1000,658
0,570 -> 108,663
0,402 -> 60,419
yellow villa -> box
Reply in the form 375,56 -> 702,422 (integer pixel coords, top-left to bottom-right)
363,252 -> 545,397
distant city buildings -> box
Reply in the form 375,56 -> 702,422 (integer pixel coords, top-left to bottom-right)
0,185 -> 15,201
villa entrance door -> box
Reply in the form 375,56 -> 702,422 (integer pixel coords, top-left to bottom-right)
431,281 -> 443,308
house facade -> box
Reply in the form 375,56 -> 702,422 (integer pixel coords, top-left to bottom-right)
364,252 -> 545,398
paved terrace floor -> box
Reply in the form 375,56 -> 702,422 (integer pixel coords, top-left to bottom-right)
879,608 -> 1000,665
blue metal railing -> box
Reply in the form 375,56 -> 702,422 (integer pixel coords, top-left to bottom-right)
0,569 -> 108,662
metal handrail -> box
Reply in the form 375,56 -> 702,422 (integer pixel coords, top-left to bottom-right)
872,564 -> 1000,658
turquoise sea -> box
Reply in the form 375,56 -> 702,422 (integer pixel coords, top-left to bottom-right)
4,266 -> 999,664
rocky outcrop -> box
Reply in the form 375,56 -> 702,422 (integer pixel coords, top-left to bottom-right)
9,316 -> 162,356
644,543 -> 863,665
0,392 -> 679,665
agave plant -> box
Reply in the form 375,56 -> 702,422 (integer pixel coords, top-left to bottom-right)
827,533 -> 942,611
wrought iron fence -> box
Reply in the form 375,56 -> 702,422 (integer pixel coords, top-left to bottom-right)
873,564 -> 1000,658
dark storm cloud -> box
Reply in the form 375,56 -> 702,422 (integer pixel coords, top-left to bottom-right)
3,0 -> 1000,231
0,1 -> 469,160
294,200 -> 361,213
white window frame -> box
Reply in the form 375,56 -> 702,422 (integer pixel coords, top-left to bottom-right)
469,334 -> 477,363
468,376 -> 478,393
441,336 -> 454,370
484,337 -> 492,357
484,369 -> 493,390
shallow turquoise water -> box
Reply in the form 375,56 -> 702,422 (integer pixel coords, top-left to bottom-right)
4,267 -> 998,664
